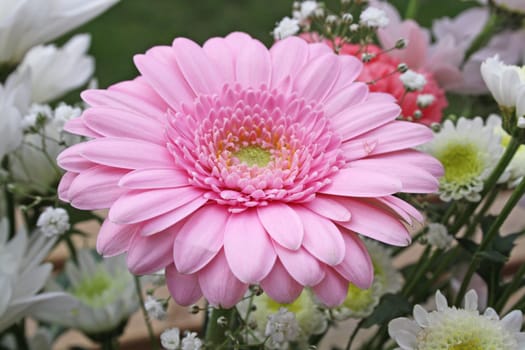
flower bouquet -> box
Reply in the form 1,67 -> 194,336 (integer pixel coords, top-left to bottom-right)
1,0 -> 525,349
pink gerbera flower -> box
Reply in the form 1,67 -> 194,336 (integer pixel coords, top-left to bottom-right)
57,32 -> 443,308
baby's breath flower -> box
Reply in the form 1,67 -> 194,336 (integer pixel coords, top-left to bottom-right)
426,223 -> 452,249
400,70 -> 427,91
21,104 -> 52,132
273,17 -> 300,40
265,308 -> 300,349
417,94 -> 436,108
389,290 -> 525,349
359,7 -> 389,28
36,207 -> 70,237
292,1 -> 318,23
144,295 -> 167,321
181,332 -> 202,350
161,328 -> 180,350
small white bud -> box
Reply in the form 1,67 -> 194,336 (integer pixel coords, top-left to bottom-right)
518,116 -> 525,128
395,38 -> 408,49
349,23 -> 360,31
325,14 -> 338,24
417,94 -> 436,108
397,63 -> 409,73
342,13 -> 353,22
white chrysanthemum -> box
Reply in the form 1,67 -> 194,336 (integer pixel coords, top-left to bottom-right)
359,7 -> 389,28
17,34 -> 94,103
144,295 -> 167,321
292,1 -> 318,23
480,56 -> 525,109
36,207 -> 70,237
237,289 -> 327,348
426,223 -> 453,249
333,240 -> 402,319
273,17 -> 300,40
0,0 -> 118,64
161,328 -> 181,350
0,69 -> 32,160
400,70 -> 427,91
420,117 -> 506,202
0,219 -> 76,332
10,102 -> 83,193
388,290 -> 525,350
42,249 -> 139,334
488,114 -> 525,187
265,308 -> 301,349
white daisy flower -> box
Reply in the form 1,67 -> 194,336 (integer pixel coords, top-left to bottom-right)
237,289 -> 327,348
388,290 -> 525,349
481,56 -> 525,110
420,117 -> 506,202
333,240 -> 402,319
42,249 -> 139,335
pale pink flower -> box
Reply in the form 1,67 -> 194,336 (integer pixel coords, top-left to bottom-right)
57,33 -> 442,308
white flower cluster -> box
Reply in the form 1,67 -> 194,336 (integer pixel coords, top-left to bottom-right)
400,70 -> 427,91
481,56 -> 525,128
425,223 -> 453,249
36,207 -> 70,237
160,328 -> 203,350
145,295 -> 167,321
265,308 -> 301,349
359,7 -> 389,28
389,290 -> 525,349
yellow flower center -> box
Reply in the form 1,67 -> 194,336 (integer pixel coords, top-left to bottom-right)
437,143 -> 483,185
72,269 -> 112,306
233,145 -> 272,167
343,283 -> 375,311
450,339 -> 483,350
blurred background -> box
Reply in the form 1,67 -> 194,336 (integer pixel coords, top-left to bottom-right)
62,0 -> 478,89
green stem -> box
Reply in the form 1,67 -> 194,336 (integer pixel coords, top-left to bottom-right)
402,246 -> 432,297
134,276 -> 159,350
463,185 -> 500,239
454,175 -> 525,305
404,0 -> 420,19
5,323 -> 29,350
449,137 -> 521,236
463,13 -> 500,63
494,263 -> 525,312
345,319 -> 365,350
205,307 -> 235,348
1,156 -> 15,239
100,337 -> 119,350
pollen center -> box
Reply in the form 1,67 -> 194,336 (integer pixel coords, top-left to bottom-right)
450,340 -> 482,350
437,143 -> 483,184
233,145 -> 272,167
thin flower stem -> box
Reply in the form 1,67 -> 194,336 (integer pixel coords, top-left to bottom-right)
345,319 -> 365,350
134,276 -> 159,350
454,175 -> 525,305
100,337 -> 119,350
1,156 -> 15,239
404,0 -> 419,19
7,323 -> 29,350
205,307 -> 236,349
463,185 -> 500,239
449,137 -> 520,236
463,13 -> 499,63
402,246 -> 432,297
494,262 -> 525,312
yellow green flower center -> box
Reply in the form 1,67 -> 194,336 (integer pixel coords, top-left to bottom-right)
343,283 -> 375,311
72,269 -> 112,306
266,295 -> 302,314
450,340 -> 482,350
233,145 -> 271,167
436,143 -> 483,185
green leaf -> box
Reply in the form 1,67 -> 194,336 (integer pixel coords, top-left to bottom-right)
477,250 -> 508,263
361,294 -> 412,328
457,238 -> 479,255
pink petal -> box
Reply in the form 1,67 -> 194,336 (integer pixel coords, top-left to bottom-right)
380,196 -> 424,223
96,220 -> 140,257
303,196 -> 351,222
307,42 -> 333,59
224,210 -> 276,283
295,207 -> 345,266
118,168 -> 190,189
273,244 -> 325,286
235,38 -> 271,89
338,198 -> 411,246
350,158 -> 439,193
260,259 -> 303,304
172,38 -> 223,95
333,102 -> 401,142
109,187 -> 204,224
294,54 -> 341,102
127,226 -> 179,274
320,167 -> 402,197
257,203 -> 304,250
333,232 -> 373,289
63,117 -> 101,138
140,196 -> 208,236
370,150 -> 444,178
312,268 -> 349,307
173,205 -> 228,274
270,36 -> 309,86
331,55 -> 364,91
203,37 -> 235,83
57,143 -> 94,172
57,172 -> 77,202
198,250 -> 248,308
224,32 -> 255,58
133,46 -> 195,111
68,165 -> 128,210
323,82 -> 368,118
342,121 -> 433,161
83,107 -> 165,144
80,138 -> 173,169
165,264 -> 202,306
